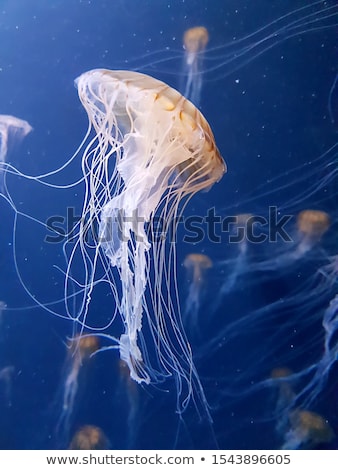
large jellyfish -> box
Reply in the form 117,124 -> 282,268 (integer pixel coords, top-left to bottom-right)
71,69 -> 225,417
0,115 -> 33,193
181,26 -> 209,106
296,210 -> 330,257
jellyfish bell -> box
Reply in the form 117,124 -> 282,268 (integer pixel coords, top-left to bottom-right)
70,334 -> 100,360
72,69 -> 225,418
0,115 -> 33,162
69,425 -> 110,450
296,209 -> 330,256
183,27 -> 209,62
0,115 -> 33,193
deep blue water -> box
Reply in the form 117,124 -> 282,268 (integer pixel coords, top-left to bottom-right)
0,0 -> 337,450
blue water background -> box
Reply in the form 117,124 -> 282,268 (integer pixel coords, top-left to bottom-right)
0,0 -> 337,449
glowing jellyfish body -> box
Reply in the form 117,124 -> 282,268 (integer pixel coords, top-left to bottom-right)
69,425 -> 110,450
0,115 -> 32,192
73,69 -> 225,414
296,210 -> 330,256
283,410 -> 334,449
249,209 -> 331,275
183,253 -> 212,330
182,26 -> 209,106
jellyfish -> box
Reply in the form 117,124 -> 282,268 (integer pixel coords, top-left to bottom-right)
56,335 -> 100,442
181,26 -> 209,106
70,69 -> 225,420
270,367 -> 295,412
183,253 -> 212,330
69,425 -> 110,450
296,210 -> 330,257
244,209 -> 331,275
283,410 -> 334,449
0,115 -> 32,193
218,214 -> 256,295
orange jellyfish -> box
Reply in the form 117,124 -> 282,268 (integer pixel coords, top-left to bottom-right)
270,367 -> 295,404
72,68 -> 225,418
182,26 -> 209,106
283,409 -> 334,449
183,253 -> 212,330
296,209 -> 330,256
69,425 -> 110,450
57,335 -> 100,440
270,367 -> 295,436
0,115 -> 32,192
251,209 -> 331,274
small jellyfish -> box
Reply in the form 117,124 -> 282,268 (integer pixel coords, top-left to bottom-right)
252,209 -> 331,274
183,253 -> 212,330
270,367 -> 295,407
296,209 -> 330,257
56,335 -> 100,441
283,409 -> 334,449
182,26 -> 209,106
0,115 -> 33,192
69,425 -> 110,450
270,367 -> 295,436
